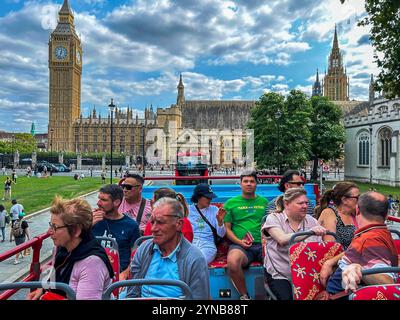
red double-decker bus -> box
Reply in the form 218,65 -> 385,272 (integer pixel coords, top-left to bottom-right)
175,151 -> 208,185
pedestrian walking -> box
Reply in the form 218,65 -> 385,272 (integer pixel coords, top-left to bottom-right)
0,204 -> 8,242
9,199 -> 24,242
3,177 -> 13,201
11,169 -> 17,184
12,211 -> 29,265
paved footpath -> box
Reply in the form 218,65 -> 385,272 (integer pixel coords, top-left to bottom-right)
0,191 -> 100,286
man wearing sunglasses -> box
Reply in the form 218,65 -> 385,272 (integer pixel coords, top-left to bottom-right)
118,174 -> 152,235
127,197 -> 210,300
266,169 -> 314,216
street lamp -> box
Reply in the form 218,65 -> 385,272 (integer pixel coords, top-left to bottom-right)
209,139 -> 213,173
141,124 -> 145,177
109,99 -> 116,184
11,135 -> 15,169
50,129 -> 54,162
275,110 -> 282,174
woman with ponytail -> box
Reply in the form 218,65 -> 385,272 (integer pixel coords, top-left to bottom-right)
315,182 -> 359,250
143,188 -> 193,242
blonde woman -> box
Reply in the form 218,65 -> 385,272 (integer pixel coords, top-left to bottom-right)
27,196 -> 114,300
262,188 -> 327,300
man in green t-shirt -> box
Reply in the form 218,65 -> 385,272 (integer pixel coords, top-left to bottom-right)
224,169 -> 268,300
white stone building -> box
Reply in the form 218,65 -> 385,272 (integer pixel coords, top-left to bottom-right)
344,79 -> 400,186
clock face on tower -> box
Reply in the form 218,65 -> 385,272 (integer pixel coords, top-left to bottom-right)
54,46 -> 68,60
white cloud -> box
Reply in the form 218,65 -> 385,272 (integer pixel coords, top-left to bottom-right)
0,0 -> 375,132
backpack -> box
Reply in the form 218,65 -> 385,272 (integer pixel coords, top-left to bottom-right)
12,220 -> 24,237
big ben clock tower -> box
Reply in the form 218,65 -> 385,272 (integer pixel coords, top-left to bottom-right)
48,0 -> 82,152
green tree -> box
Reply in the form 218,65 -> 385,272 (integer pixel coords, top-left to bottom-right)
0,133 -> 37,155
309,96 -> 346,180
14,133 -> 37,154
341,0 -> 400,98
248,90 -> 312,172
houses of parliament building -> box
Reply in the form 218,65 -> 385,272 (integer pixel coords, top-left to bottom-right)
48,0 -> 360,163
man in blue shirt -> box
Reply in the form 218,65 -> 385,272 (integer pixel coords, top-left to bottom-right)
127,197 -> 210,299
92,184 -> 140,280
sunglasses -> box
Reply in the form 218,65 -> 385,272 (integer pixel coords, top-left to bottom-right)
121,184 -> 141,190
346,195 -> 360,200
288,181 -> 305,186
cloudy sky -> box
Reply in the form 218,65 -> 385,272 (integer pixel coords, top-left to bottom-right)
0,0 -> 377,133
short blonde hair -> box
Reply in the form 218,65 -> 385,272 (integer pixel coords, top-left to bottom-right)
275,188 -> 307,212
50,196 -> 93,236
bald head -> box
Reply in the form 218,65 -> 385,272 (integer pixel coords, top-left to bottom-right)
358,191 -> 388,222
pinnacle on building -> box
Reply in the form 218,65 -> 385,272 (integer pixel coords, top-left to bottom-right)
323,25 -> 349,101
312,68 -> 322,97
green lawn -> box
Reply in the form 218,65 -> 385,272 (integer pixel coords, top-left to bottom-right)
0,176 -> 118,215
324,181 -> 400,197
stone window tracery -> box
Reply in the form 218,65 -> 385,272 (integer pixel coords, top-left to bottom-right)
357,132 -> 370,166
378,127 -> 392,167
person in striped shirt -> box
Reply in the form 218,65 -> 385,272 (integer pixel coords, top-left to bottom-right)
321,191 -> 398,295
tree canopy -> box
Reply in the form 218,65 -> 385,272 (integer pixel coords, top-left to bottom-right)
248,92 -> 346,176
341,0 -> 400,98
309,96 -> 346,179
0,133 -> 37,154
247,90 -> 312,172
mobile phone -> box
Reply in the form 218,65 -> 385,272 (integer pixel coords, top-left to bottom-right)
244,231 -> 254,244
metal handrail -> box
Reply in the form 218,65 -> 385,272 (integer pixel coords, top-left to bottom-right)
362,267 -> 400,276
0,281 -> 76,300
289,230 -> 339,246
388,228 -> 400,239
0,232 -> 51,300
387,216 -> 400,223
133,236 -> 153,249
142,175 -> 283,181
102,278 -> 193,300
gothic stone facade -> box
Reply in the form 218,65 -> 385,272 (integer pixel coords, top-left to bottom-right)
344,94 -> 400,186
48,1 -> 252,166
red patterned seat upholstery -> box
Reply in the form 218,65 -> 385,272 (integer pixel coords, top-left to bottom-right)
104,246 -> 120,283
208,238 -> 263,268
97,237 -> 120,297
289,241 -> 344,300
350,284 -> 400,300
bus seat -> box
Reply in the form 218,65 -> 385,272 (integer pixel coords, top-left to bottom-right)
289,232 -> 343,300
96,236 -> 120,297
350,267 -> 400,300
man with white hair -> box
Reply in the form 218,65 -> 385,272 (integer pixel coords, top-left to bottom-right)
127,197 -> 210,300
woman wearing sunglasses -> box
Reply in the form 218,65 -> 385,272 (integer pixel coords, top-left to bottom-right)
27,196 -> 114,300
314,181 -> 360,250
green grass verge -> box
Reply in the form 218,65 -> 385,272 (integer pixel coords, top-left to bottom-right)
324,180 -> 400,197
0,176 -> 118,215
